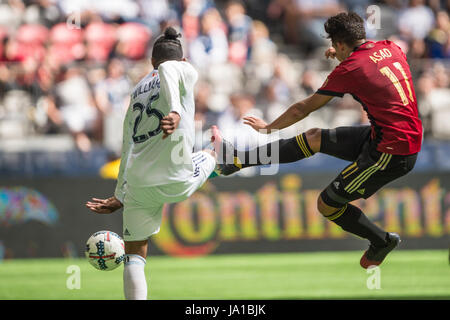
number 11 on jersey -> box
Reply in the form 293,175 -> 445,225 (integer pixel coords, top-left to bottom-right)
379,62 -> 415,106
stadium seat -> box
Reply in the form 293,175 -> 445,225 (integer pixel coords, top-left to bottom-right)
117,22 -> 151,43
16,24 -> 49,45
116,23 -> 151,60
85,22 -> 117,62
11,24 -> 48,61
16,42 -> 46,62
50,23 -> 83,45
86,43 -> 112,62
49,23 -> 85,63
85,22 -> 117,44
48,43 -> 86,64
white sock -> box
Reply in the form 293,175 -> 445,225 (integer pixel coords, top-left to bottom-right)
123,254 -> 147,300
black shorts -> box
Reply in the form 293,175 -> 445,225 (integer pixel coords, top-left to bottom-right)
320,126 -> 418,208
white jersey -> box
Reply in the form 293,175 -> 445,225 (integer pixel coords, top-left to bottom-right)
114,60 -> 198,202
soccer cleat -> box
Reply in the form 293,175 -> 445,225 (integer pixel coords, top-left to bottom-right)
360,232 -> 401,269
218,157 -> 243,176
210,125 -> 242,176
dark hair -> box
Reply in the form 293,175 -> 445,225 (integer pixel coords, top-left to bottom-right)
151,27 -> 183,65
324,12 -> 366,46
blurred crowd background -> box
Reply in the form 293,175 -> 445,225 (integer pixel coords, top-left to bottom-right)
0,0 -> 449,159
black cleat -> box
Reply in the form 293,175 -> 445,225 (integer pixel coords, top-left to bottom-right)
217,159 -> 242,176
210,126 -> 242,176
360,232 -> 401,269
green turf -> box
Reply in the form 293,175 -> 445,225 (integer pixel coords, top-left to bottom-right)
0,249 -> 448,300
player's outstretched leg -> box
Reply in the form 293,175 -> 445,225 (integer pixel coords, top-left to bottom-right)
123,240 -> 148,300
211,125 -> 242,176
210,125 -> 319,175
317,196 -> 401,269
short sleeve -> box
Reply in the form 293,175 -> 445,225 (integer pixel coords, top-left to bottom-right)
158,61 -> 183,114
181,61 -> 198,89
316,64 -> 354,97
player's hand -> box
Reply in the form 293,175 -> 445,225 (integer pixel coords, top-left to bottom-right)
325,47 -> 337,59
243,116 -> 271,134
161,111 -> 180,139
86,196 -> 123,214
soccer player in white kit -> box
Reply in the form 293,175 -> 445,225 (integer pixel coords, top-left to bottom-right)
86,27 -> 217,300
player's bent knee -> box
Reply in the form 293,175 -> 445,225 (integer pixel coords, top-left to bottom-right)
306,127 -> 321,137
317,196 -> 335,216
317,194 -> 344,218
305,128 -> 321,153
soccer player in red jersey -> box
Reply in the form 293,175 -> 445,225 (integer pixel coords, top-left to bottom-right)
212,12 -> 422,268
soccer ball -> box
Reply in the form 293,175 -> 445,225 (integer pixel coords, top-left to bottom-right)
85,231 -> 125,271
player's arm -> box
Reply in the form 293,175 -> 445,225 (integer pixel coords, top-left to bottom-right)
86,106 -> 134,214
159,62 -> 184,139
86,196 -> 123,214
325,47 -> 337,60
161,111 -> 180,139
113,106 -> 135,204
245,60 -> 352,132
244,93 -> 333,133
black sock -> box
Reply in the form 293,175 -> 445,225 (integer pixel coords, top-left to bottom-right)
236,133 -> 314,168
327,203 -> 388,247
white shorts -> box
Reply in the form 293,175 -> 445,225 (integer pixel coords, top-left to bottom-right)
122,151 -> 216,241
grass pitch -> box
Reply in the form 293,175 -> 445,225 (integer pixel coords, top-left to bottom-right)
0,249 -> 448,300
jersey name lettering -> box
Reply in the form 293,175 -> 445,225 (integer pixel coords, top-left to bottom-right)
369,48 -> 392,63
132,77 -> 161,99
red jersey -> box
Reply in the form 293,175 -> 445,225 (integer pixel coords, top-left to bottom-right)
317,40 -> 422,155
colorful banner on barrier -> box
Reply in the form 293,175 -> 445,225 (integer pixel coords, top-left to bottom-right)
0,173 -> 448,258
152,174 -> 450,256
